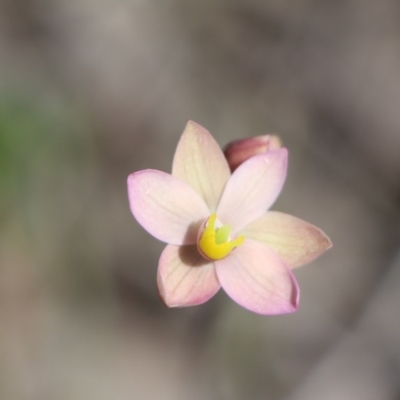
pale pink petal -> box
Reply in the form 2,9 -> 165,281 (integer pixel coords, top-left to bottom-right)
217,149 -> 288,232
215,239 -> 299,315
127,170 -> 209,245
157,244 -> 220,307
241,211 -> 332,269
172,121 -> 231,211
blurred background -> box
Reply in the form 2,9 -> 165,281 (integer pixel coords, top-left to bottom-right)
1,0 -> 400,399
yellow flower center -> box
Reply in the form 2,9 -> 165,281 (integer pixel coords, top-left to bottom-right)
197,213 -> 245,261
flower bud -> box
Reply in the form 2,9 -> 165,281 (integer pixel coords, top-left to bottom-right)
224,134 -> 282,172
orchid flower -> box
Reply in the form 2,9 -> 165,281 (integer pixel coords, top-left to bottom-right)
127,121 -> 331,315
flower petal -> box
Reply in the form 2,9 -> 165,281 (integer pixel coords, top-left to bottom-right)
172,121 -> 231,211
157,244 -> 220,307
217,149 -> 288,232
127,170 -> 209,245
241,211 -> 332,269
215,239 -> 299,315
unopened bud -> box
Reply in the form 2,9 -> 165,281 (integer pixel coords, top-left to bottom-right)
224,134 -> 282,172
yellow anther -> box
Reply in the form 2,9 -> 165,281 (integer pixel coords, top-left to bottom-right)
198,213 -> 245,261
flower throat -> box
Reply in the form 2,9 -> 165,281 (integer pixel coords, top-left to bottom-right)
198,213 -> 244,261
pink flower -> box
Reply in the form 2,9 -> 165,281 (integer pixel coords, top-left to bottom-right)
224,134 -> 282,172
127,121 -> 332,315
